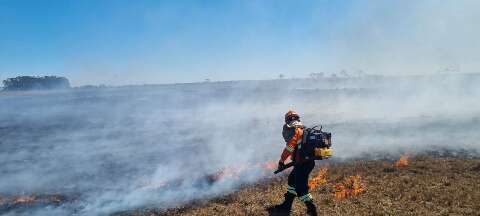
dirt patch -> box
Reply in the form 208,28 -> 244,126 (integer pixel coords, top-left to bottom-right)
471,163 -> 480,172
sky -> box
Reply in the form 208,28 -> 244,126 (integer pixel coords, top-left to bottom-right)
1,0 -> 479,86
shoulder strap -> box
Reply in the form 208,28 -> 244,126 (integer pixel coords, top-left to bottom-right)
299,127 -> 309,150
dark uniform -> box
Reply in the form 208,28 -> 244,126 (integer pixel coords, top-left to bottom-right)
281,122 -> 315,204
268,110 -> 317,216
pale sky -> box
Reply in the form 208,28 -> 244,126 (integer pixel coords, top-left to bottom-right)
1,0 -> 479,86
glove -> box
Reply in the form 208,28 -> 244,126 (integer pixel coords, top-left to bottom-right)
278,161 -> 285,170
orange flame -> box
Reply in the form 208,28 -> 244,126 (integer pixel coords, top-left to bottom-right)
260,161 -> 277,170
0,194 -> 66,206
334,183 -> 346,199
12,195 -> 36,204
211,164 -> 248,181
141,159 -> 282,190
308,167 -> 328,189
394,155 -> 409,168
334,175 -> 366,199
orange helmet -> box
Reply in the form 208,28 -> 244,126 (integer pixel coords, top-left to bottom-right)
285,110 -> 300,123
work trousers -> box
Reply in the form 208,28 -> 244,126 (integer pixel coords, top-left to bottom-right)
286,160 -> 315,202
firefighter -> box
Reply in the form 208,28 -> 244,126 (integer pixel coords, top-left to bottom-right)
268,110 -> 317,216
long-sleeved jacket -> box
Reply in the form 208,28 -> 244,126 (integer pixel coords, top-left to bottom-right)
280,121 -> 304,163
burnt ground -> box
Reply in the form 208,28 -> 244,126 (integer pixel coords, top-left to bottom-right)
116,154 -> 480,216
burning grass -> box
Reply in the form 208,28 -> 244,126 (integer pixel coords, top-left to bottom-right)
308,167 -> 328,189
333,175 -> 366,200
0,194 -> 68,214
115,154 -> 480,216
140,160 -> 279,191
307,166 -> 366,200
394,154 -> 409,168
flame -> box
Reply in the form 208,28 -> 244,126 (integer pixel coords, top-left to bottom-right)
211,164 -> 248,181
260,161 -> 277,170
140,159 -> 280,190
308,167 -> 328,189
394,155 -> 409,168
210,160 -> 278,182
334,175 -> 366,199
346,175 -> 365,195
334,183 -> 346,199
0,194 -> 67,207
12,195 -> 36,204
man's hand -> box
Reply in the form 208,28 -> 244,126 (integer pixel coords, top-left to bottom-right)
278,161 -> 285,170
274,160 -> 294,174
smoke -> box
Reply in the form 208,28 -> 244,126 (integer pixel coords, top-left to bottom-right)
321,0 -> 480,75
1,74 -> 480,215
1,1 -> 480,215
0,84 -> 287,215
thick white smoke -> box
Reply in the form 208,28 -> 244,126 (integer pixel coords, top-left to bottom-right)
312,0 -> 480,77
1,74 -> 479,215
1,1 -> 480,215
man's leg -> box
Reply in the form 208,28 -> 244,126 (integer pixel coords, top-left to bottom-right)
294,160 -> 317,216
268,167 -> 297,214
286,167 -> 297,197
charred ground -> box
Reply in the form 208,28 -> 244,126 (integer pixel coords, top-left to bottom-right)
116,154 -> 480,216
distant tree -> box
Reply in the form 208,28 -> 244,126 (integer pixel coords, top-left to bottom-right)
2,76 -> 70,91
355,70 -> 366,77
278,74 -> 284,79
309,72 -> 324,80
339,70 -> 349,77
438,64 -> 460,74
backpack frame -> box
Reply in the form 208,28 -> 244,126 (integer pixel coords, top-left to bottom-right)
299,125 -> 332,160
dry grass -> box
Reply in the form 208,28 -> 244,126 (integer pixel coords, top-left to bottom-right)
116,155 -> 480,216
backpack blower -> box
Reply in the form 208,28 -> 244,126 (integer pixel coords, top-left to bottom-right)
274,125 -> 333,174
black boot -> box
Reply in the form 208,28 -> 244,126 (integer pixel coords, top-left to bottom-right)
267,193 -> 295,215
305,201 -> 318,216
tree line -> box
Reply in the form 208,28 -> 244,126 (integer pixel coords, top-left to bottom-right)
2,76 -> 71,91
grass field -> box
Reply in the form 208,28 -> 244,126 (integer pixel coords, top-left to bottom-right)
117,154 -> 480,216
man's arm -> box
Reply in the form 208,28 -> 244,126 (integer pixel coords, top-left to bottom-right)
279,127 -> 303,163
